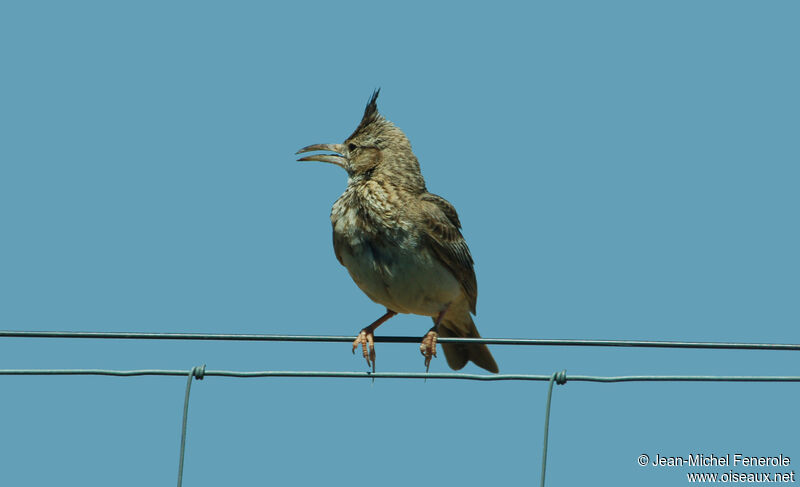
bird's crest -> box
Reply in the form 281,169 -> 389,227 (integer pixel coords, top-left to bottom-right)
348,89 -> 383,140
362,88 -> 381,126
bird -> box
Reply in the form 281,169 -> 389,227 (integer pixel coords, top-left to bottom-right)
296,90 -> 498,373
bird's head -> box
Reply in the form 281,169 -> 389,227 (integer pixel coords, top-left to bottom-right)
296,90 -> 422,186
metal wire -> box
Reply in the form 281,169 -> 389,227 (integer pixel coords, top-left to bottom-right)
3,329 -> 800,351
2,369 -> 800,382
177,365 -> 205,487
540,370 -> 566,487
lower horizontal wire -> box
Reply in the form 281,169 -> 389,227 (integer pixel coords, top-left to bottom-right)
1,369 -> 799,382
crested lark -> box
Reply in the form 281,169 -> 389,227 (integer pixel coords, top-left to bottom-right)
296,90 -> 498,373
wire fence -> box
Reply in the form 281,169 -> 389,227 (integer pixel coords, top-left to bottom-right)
3,330 -> 799,487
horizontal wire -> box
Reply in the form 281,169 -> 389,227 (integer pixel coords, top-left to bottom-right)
1,369 -> 799,382
2,330 -> 800,351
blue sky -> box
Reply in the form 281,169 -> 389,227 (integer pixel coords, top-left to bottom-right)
1,1 -> 798,486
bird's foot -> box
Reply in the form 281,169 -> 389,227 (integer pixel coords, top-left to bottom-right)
352,329 -> 376,372
350,310 -> 397,373
420,330 -> 438,372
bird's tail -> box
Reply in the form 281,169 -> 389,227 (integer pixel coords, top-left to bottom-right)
437,314 -> 498,373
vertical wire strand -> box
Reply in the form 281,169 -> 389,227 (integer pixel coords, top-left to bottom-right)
177,365 -> 205,487
540,370 -> 566,487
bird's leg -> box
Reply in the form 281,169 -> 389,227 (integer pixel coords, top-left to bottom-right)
421,305 -> 449,371
352,309 -> 397,371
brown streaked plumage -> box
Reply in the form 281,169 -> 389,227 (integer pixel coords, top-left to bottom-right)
296,90 -> 498,373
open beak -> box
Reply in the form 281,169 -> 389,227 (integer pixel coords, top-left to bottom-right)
296,143 -> 347,169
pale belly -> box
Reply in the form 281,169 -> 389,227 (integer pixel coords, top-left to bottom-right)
338,238 -> 462,317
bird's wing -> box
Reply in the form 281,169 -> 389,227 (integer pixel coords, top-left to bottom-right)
420,193 -> 478,314
332,231 -> 345,266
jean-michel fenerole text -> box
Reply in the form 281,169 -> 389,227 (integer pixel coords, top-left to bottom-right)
652,453 -> 790,467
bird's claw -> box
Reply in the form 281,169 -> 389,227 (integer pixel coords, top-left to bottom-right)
352,329 -> 376,372
420,330 -> 438,372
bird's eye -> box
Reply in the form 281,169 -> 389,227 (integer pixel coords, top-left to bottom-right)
348,143 -> 357,151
